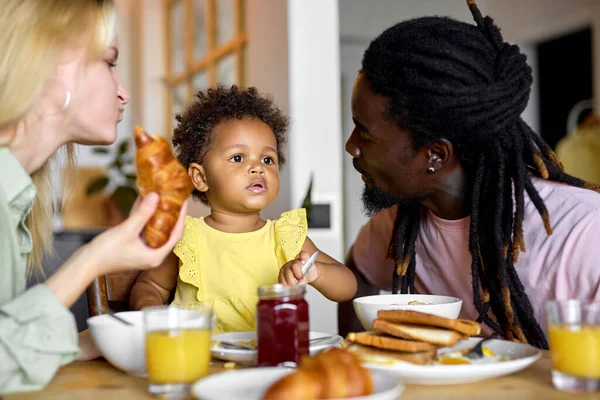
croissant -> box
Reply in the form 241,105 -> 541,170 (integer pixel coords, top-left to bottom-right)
134,125 -> 194,248
263,347 -> 374,399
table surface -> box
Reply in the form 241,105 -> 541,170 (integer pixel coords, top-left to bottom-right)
4,351 -> 597,400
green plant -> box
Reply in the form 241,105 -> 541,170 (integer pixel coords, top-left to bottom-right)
85,139 -> 139,215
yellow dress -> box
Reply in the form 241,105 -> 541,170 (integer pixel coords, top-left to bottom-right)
171,209 -> 307,334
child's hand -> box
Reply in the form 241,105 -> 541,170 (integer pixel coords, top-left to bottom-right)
278,251 -> 320,286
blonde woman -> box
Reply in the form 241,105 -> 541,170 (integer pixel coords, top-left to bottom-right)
0,0 -> 186,393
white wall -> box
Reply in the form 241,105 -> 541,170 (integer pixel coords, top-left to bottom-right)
339,41 -> 367,254
339,0 -> 598,46
339,0 -> 476,40
484,0 -> 595,43
288,0 -> 344,335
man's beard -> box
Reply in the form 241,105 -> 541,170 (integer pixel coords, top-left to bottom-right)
361,184 -> 425,216
352,158 -> 424,216
361,185 -> 399,216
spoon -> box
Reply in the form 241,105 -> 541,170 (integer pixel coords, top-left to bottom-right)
300,251 -> 320,278
463,334 -> 498,360
217,341 -> 256,350
100,306 -> 134,327
217,335 -> 337,350
309,335 -> 337,345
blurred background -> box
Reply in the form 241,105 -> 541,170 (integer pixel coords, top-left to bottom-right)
37,0 -> 600,334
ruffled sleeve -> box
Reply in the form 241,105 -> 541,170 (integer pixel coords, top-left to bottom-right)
274,208 -> 308,265
173,216 -> 202,296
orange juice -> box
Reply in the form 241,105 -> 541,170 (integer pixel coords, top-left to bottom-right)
146,329 -> 211,384
548,324 -> 600,379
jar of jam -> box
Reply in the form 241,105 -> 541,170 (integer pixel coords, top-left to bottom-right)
257,284 -> 310,367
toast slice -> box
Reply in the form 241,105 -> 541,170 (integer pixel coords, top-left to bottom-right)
373,319 -> 467,347
377,309 -> 481,336
346,343 -> 436,365
346,331 -> 437,352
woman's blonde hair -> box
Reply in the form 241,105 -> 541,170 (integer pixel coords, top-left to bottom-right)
0,0 -> 116,275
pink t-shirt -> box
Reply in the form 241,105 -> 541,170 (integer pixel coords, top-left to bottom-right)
352,177 -> 600,335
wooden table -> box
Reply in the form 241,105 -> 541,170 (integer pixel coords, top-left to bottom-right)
4,352 -> 597,400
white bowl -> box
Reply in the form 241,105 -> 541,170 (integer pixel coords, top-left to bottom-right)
87,311 -> 146,376
353,294 -> 462,331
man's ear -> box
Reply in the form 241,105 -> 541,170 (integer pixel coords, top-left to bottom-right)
425,139 -> 453,172
189,163 -> 209,193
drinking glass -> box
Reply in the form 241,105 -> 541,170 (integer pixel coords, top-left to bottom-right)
144,306 -> 213,398
546,300 -> 600,393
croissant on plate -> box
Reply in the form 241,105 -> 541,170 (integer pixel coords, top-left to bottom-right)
262,347 -> 374,400
134,125 -> 194,248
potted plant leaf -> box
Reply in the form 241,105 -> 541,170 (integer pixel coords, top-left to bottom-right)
300,174 -> 330,228
301,174 -> 314,225
85,139 -> 138,226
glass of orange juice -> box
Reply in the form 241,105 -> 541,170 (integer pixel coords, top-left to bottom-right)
144,306 -> 213,397
546,300 -> 600,392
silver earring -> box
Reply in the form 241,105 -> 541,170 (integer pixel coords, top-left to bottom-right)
38,78 -> 71,116
61,91 -> 71,111
427,166 -> 435,173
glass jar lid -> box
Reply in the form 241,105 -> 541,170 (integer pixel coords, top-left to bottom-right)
258,284 -> 306,299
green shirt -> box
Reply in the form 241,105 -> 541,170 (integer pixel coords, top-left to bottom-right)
0,147 -> 79,394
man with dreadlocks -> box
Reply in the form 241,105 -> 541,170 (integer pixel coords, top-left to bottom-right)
339,0 -> 600,350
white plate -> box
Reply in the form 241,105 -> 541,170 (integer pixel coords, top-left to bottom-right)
362,337 -> 542,385
191,367 -> 404,400
211,331 -> 343,366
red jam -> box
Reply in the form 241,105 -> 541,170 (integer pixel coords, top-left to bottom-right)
257,284 -> 309,367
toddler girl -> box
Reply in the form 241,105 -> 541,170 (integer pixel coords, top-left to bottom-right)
130,86 -> 357,333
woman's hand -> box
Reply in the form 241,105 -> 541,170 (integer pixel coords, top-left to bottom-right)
46,192 -> 187,309
85,192 -> 187,275
278,251 -> 320,286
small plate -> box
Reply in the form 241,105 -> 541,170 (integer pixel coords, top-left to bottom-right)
362,337 -> 542,385
191,367 -> 404,400
211,331 -> 343,365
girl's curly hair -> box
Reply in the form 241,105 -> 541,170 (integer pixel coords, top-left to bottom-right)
172,85 -> 289,204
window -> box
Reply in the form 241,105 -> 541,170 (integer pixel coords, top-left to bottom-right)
164,0 -> 246,134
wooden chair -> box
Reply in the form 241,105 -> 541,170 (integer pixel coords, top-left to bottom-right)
87,270 -> 142,317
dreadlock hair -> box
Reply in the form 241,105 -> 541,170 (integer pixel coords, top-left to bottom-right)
172,85 -> 289,205
361,0 -> 600,349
